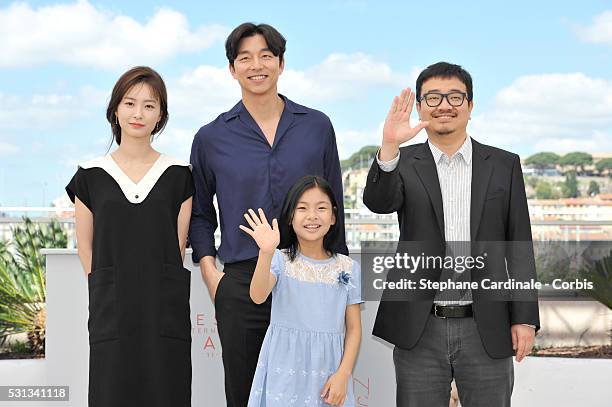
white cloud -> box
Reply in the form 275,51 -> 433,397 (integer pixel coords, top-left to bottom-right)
0,1 -> 227,69
280,53 -> 418,103
1,51 -> 420,159
164,54 -> 419,158
0,141 -> 19,156
58,126 -> 194,169
168,53 -> 419,123
0,51 -> 411,134
0,86 -> 107,130
469,72 -> 612,153
574,10 -> 612,45
336,127 -> 379,160
531,131 -> 612,154
153,127 -> 195,160
169,65 -> 240,121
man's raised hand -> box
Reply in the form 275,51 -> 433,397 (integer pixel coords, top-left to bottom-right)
380,88 -> 429,160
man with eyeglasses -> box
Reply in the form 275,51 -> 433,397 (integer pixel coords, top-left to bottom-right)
363,62 -> 540,406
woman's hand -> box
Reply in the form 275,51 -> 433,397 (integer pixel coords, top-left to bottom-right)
239,208 -> 279,254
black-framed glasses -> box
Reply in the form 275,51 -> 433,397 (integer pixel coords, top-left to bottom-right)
418,92 -> 467,107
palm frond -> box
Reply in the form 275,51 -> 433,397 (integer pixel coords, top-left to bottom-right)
0,218 -> 68,355
579,249 -> 612,310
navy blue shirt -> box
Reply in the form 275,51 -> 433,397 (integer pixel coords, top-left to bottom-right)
189,95 -> 348,264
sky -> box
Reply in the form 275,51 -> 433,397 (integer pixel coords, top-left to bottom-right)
1,0 -> 612,206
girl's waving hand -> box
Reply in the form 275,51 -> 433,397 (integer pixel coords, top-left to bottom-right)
239,208 -> 279,254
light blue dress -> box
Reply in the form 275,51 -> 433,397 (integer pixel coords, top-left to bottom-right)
247,249 -> 363,407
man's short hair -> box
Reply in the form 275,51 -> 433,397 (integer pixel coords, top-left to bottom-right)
416,62 -> 473,102
225,23 -> 286,67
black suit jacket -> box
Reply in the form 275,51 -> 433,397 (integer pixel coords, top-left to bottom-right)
363,139 -> 540,358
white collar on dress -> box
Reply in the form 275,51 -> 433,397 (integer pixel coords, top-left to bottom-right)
78,154 -> 191,204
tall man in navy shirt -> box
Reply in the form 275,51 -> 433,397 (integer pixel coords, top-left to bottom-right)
189,23 -> 347,406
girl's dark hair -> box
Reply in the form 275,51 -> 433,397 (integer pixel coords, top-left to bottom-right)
105,66 -> 168,146
225,22 -> 286,67
278,175 -> 341,261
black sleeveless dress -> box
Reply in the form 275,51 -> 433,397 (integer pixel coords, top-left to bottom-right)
66,154 -> 194,407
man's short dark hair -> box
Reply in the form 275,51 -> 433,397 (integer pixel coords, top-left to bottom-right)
416,62 -> 473,102
225,23 -> 286,67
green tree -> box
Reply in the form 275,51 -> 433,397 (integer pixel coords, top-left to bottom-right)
559,152 -> 593,174
595,158 -> 612,176
525,176 -> 539,189
535,180 -> 557,199
524,152 -> 560,170
587,180 -> 600,196
561,171 -> 579,198
0,218 -> 67,356
340,145 -> 379,171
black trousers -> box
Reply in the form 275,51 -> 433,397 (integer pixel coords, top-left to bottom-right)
214,259 -> 271,407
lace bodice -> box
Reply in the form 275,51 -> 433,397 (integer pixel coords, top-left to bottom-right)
281,252 -> 354,285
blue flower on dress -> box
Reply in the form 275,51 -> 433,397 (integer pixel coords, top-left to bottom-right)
338,270 -> 356,291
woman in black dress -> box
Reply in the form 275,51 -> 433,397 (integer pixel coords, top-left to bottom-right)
66,66 -> 194,407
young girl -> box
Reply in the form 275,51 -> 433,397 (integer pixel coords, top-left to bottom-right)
239,175 -> 362,406
66,66 -> 194,406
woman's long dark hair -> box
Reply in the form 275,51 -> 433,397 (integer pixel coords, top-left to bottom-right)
278,175 -> 341,261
